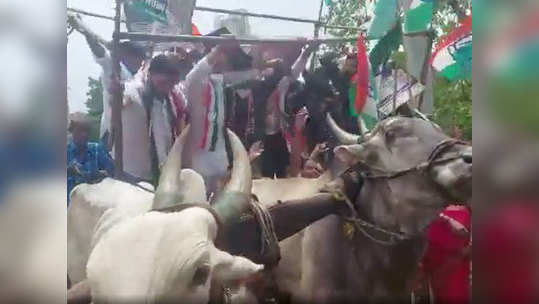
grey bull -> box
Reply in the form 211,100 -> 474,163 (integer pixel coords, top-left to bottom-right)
250,114 -> 472,303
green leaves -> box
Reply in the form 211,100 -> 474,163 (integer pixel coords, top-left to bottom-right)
322,0 -> 472,140
433,77 -> 472,140
85,76 -> 104,141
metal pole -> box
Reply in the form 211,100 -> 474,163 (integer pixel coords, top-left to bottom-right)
195,6 -> 321,24
118,32 -> 358,44
310,0 -> 325,71
66,6 -> 359,31
111,0 -> 124,176
67,7 -> 127,23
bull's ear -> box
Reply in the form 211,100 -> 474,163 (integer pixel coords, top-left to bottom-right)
211,247 -> 263,283
334,145 -> 362,166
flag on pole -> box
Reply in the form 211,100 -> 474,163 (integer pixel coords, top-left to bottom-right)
430,16 -> 472,81
124,0 -> 168,30
353,35 -> 369,114
349,71 -> 379,129
369,23 -> 402,73
403,0 -> 434,34
367,0 -> 399,39
191,23 -> 201,36
124,0 -> 196,49
348,35 -> 379,129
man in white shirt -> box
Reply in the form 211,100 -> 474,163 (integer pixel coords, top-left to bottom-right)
68,14 -> 146,148
121,53 -> 192,183
184,41 -> 262,195
250,41 -> 320,178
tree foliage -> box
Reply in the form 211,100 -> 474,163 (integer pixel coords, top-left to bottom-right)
84,76 -> 103,141
433,78 -> 472,140
322,0 -> 472,140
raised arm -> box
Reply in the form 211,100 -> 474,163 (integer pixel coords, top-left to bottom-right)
291,40 -> 321,79
184,46 -> 226,92
67,13 -> 109,60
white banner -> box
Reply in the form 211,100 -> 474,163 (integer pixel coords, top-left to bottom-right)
376,69 -> 425,117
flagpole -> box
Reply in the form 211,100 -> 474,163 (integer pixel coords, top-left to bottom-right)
111,0 -> 124,177
310,0 -> 325,71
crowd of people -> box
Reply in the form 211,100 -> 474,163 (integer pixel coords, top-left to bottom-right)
66,13 -> 365,198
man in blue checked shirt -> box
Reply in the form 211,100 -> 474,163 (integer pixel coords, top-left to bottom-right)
67,113 -> 114,204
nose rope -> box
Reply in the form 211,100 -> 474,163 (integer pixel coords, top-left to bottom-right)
336,138 -> 470,246
331,189 -> 415,246
355,139 -> 469,180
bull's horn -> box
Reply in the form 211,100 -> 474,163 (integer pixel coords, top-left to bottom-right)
213,129 -> 252,224
326,113 -> 360,145
224,129 -> 252,194
358,116 -> 368,137
153,125 -> 190,209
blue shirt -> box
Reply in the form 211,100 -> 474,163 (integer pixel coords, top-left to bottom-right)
67,141 -> 114,204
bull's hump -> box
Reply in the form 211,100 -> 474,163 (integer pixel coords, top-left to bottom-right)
71,178 -> 154,210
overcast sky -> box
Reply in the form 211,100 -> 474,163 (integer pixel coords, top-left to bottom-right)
67,0 -> 328,113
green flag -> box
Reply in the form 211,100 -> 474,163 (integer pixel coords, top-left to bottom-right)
403,0 -> 434,34
367,0 -> 399,39
369,23 -> 402,73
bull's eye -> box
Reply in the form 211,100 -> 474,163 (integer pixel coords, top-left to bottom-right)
191,265 -> 210,286
385,130 -> 396,145
366,150 -> 379,164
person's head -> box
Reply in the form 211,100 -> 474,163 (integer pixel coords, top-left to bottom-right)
213,44 -> 253,73
263,57 -> 290,81
119,42 -> 146,74
284,80 -> 306,114
68,113 -> 92,147
341,53 -> 357,78
148,54 -> 192,97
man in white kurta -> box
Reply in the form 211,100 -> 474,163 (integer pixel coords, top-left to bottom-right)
121,54 -> 191,182
68,13 -> 145,146
184,43 -> 261,194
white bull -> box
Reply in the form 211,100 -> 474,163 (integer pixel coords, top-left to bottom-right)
67,127 -> 208,285
87,208 -> 262,304
69,127 -> 266,303
67,178 -> 154,285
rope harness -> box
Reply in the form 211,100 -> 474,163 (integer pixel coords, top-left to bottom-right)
246,195 -> 281,265
337,138 -> 469,246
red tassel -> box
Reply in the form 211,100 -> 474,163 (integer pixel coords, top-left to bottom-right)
355,35 -> 369,113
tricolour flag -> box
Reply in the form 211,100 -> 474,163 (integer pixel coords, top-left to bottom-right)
349,36 -> 379,130
403,0 -> 434,34
349,71 -> 379,130
430,16 -> 472,81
